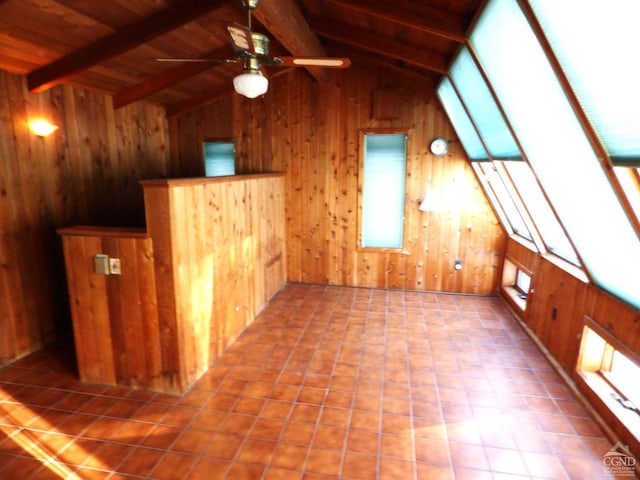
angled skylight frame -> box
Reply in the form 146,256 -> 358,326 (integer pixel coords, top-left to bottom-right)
449,46 -> 522,161
470,0 -> 640,309
527,0 -> 640,167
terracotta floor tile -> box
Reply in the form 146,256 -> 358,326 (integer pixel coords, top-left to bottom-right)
116,446 -> 164,476
236,437 -> 276,465
379,456 -> 415,479
342,451 -> 378,479
186,457 -> 230,479
203,432 -> 244,459
250,417 -> 286,441
304,447 -> 343,476
280,422 -> 315,445
222,461 -> 265,480
261,399 -> 293,420
312,424 -> 347,450
270,442 -> 309,470
380,433 -> 414,460
484,446 -> 528,476
0,284 -> 621,480
171,428 -> 213,454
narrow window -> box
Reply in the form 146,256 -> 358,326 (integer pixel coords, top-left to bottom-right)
515,270 -> 531,298
203,141 -> 235,177
360,133 -> 408,249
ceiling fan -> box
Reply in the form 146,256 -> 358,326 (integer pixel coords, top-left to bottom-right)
156,0 -> 351,98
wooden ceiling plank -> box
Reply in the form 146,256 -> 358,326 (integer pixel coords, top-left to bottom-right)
26,0 -> 232,94
329,43 -> 437,88
310,18 -> 449,75
252,0 -> 329,83
325,0 -> 467,43
112,46 -> 235,109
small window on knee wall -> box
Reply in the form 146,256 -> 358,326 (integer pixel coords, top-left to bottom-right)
578,318 -> 640,441
358,131 -> 408,250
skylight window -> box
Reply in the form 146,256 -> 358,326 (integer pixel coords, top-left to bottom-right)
477,163 -> 532,240
503,161 -> 580,266
436,78 -> 488,161
530,0 -> 640,165
470,0 -> 640,309
449,47 -> 521,161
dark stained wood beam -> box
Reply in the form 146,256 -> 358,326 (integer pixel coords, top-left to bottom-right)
112,47 -> 235,109
325,0 -> 467,43
310,18 -> 449,75
27,0 -> 231,93
329,44 -> 438,89
252,0 -> 330,83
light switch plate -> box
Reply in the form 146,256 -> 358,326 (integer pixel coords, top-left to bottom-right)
109,258 -> 122,275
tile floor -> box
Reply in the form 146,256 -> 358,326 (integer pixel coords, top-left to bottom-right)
0,283 -> 633,479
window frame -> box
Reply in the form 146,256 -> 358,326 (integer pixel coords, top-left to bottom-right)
357,129 -> 410,252
578,318 -> 640,440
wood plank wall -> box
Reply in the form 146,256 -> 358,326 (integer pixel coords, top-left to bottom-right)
170,68 -> 506,294
142,174 -> 286,391
0,69 -> 169,366
58,227 -> 166,391
503,238 -> 640,453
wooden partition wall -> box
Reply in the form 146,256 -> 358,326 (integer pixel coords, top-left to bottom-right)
142,174 -> 286,392
58,175 -> 285,394
0,69 -> 169,366
170,68 -> 506,294
502,238 -> 640,454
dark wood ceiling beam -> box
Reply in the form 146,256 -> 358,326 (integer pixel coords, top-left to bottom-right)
329,44 -> 437,88
310,18 -> 449,75
252,0 -> 329,83
325,0 -> 467,43
26,0 -> 231,93
111,47 -> 234,109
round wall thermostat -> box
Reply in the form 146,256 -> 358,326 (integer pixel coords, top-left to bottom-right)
429,137 -> 449,156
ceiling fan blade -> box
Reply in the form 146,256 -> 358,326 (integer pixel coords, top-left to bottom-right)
274,57 -> 351,68
227,23 -> 255,56
155,57 -> 238,63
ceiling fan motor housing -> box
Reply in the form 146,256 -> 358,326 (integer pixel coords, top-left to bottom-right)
251,32 -> 269,57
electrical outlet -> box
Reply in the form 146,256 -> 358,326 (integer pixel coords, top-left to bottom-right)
109,258 -> 122,275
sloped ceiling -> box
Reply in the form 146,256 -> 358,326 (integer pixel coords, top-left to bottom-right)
0,0 -> 482,115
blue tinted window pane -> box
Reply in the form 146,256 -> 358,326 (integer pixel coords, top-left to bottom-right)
450,47 -> 521,160
471,0 -> 640,309
437,78 -> 488,161
504,161 -> 580,265
204,142 -> 235,176
479,163 -> 531,240
530,0 -> 640,166
362,134 -> 407,248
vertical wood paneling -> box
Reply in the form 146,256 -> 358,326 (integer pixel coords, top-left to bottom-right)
58,227 -> 171,391
0,69 -> 169,366
502,237 -> 640,458
143,174 -> 286,389
243,68 -> 504,293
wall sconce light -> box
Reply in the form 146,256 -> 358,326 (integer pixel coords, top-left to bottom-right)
454,260 -> 463,270
28,119 -> 58,137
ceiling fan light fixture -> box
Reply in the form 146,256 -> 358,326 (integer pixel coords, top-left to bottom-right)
233,70 -> 268,98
